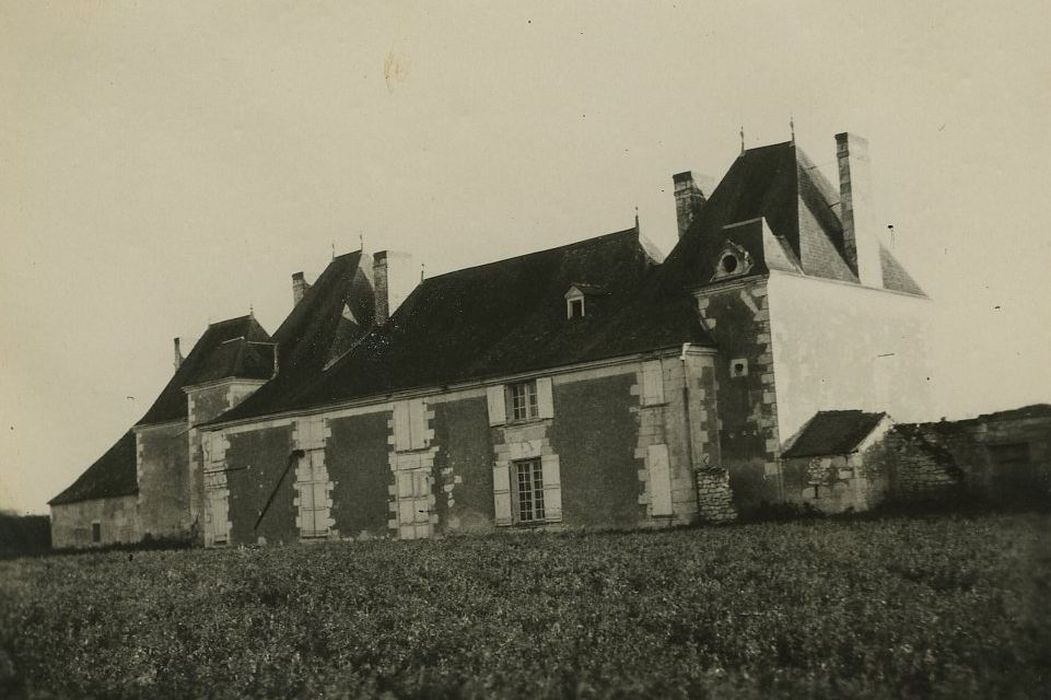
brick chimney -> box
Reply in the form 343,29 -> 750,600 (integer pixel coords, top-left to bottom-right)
673,171 -> 707,239
372,250 -> 416,325
173,337 -> 183,372
835,133 -> 883,287
291,271 -> 311,306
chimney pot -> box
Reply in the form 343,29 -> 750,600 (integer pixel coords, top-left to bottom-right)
173,337 -> 183,372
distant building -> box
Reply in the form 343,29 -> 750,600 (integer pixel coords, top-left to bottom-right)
52,133 -> 965,548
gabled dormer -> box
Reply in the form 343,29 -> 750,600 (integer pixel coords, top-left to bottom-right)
564,283 -> 608,319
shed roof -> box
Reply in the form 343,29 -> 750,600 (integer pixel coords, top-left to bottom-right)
49,431 -> 138,506
782,410 -> 888,458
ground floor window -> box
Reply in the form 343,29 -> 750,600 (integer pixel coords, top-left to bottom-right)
91,521 -> 101,543
514,458 -> 545,523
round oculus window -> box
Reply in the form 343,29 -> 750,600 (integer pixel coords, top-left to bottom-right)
721,254 -> 739,274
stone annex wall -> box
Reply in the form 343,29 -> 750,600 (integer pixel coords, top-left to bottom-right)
202,354 -> 721,545
781,426 -> 960,514
50,495 -> 139,548
910,407 -> 1051,502
694,468 -> 737,523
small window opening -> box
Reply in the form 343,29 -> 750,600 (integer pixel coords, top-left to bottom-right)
730,358 -> 748,378
91,522 -> 101,543
514,458 -> 545,523
721,255 -> 739,274
569,298 -> 585,319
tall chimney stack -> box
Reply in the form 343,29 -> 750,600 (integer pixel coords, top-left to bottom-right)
291,271 -> 311,306
835,133 -> 883,287
373,253 -> 390,324
672,171 -> 707,239
372,250 -> 416,326
173,337 -> 183,372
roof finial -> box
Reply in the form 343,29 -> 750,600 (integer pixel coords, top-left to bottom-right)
249,302 -> 254,317
740,125 -> 745,154
359,232 -> 364,251
634,205 -> 639,231
331,241 -> 336,260
420,263 -> 426,282
789,114 -> 795,144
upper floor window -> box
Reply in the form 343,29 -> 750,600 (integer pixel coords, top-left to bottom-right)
487,377 -> 554,426
508,380 -> 539,421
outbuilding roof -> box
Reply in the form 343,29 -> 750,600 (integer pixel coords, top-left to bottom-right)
781,410 -> 888,458
49,431 -> 138,506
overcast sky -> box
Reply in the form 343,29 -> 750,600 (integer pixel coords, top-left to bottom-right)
2,1 -> 1048,514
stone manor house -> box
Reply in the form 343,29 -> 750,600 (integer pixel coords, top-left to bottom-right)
52,133 -> 952,548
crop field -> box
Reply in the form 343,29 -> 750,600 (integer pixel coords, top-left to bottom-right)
1,513 -> 1048,698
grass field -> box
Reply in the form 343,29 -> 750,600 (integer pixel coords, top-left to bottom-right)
1,513 -> 1048,698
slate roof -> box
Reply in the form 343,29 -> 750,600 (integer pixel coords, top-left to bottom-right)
782,410 -> 888,458
213,251 -> 374,423
49,431 -> 138,506
658,141 -> 923,295
214,227 -> 713,422
135,315 -> 272,427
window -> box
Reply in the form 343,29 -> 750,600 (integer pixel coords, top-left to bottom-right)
508,380 -> 539,421
721,254 -> 739,274
487,377 -> 553,426
569,298 -> 584,319
514,458 -> 545,523
91,522 -> 101,543
730,358 -> 748,378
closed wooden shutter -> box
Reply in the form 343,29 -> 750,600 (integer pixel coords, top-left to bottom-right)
641,360 -> 665,405
536,377 -> 554,419
393,401 -> 411,451
541,454 -> 562,522
209,490 -> 228,543
647,443 -> 673,516
408,399 -> 427,449
493,462 -> 512,526
486,386 -> 506,426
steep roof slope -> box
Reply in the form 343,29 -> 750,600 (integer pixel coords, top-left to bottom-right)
49,431 -> 138,506
216,227 -> 713,422
658,141 -> 922,295
214,251 -> 374,422
782,410 -> 887,458
135,315 -> 272,427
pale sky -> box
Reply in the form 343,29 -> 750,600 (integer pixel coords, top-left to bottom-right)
2,1 -> 1049,514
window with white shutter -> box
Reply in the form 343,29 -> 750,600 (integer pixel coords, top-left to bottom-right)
540,454 -> 562,522
492,462 -> 512,526
392,399 -> 428,451
641,360 -> 665,406
487,385 -> 506,426
647,443 -> 673,516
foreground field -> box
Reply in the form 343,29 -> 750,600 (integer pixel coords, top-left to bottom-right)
1,514 -> 1048,698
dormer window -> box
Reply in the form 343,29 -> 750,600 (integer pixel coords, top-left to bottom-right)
710,241 -> 754,282
564,283 -> 607,319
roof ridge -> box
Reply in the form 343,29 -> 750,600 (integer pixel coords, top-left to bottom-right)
420,226 -> 639,284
